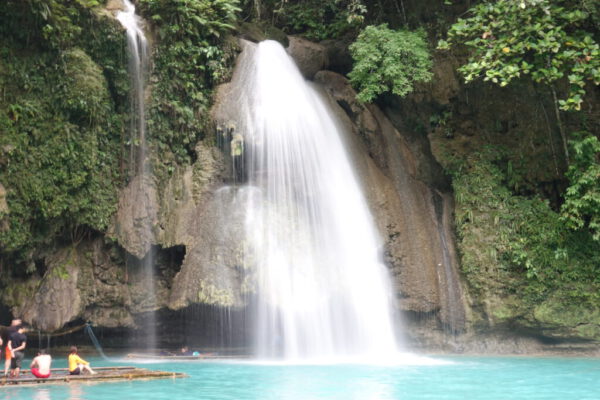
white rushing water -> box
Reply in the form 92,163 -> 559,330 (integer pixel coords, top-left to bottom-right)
116,0 -> 156,350
230,41 -> 399,361
117,0 -> 149,175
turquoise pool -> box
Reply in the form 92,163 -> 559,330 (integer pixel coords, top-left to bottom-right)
2,355 -> 599,399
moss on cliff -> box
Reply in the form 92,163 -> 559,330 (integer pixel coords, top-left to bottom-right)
440,145 -> 600,340
533,293 -> 600,340
0,1 -> 128,271
138,0 -> 239,170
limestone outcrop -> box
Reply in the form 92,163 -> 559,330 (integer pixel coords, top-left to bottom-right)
9,240 -> 135,331
160,141 -> 248,309
109,138 -> 248,311
286,36 -> 329,79
109,174 -> 159,259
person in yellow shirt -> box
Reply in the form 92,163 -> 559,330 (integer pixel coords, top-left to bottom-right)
68,346 -> 96,375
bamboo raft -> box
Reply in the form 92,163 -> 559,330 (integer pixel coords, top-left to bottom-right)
0,366 -> 186,387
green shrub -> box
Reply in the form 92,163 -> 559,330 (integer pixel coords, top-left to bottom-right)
348,24 -> 432,103
561,133 -> 600,241
0,51 -> 121,255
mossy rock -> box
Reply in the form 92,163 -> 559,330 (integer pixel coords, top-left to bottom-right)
533,294 -> 600,340
63,48 -> 111,123
1,278 -> 40,309
197,280 -> 235,307
489,295 -> 524,323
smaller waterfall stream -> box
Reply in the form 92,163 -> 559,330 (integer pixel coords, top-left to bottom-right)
229,41 -> 399,361
117,0 -> 156,350
116,0 -> 149,175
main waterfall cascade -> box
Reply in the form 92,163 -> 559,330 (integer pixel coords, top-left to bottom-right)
225,41 -> 400,360
116,0 -> 156,350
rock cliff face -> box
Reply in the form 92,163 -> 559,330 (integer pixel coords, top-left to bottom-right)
10,32 -> 597,353
8,240 -> 135,331
312,70 -> 466,335
6,36 -> 467,346
206,40 -> 467,338
108,138 -> 249,311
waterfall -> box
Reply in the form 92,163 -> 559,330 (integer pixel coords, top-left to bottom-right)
229,41 -> 399,361
117,0 -> 156,350
116,0 -> 149,175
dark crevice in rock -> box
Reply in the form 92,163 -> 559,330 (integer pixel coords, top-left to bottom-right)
431,190 -> 465,335
124,244 -> 186,285
80,304 -> 250,351
158,303 -> 250,350
380,95 -> 452,193
34,258 -> 48,278
336,99 -> 354,119
0,302 -> 13,325
162,245 -> 185,274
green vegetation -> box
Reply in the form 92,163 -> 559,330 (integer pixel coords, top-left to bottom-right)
438,0 -> 599,111
0,0 -> 241,267
0,0 -> 598,339
561,133 -> 600,242
139,0 -> 240,165
445,146 -> 600,332
348,24 -> 432,102
0,1 -> 128,265
435,0 -> 600,332
257,0 -> 366,41
1,0 -> 95,51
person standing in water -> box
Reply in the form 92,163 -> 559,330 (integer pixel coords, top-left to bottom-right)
30,349 -> 52,378
68,346 -> 96,375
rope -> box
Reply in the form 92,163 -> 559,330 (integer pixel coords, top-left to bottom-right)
23,323 -> 88,338
84,323 -> 110,361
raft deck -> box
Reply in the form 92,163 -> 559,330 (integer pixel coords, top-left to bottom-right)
0,366 -> 186,387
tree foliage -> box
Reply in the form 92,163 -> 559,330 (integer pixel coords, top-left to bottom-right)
438,0 -> 599,111
561,133 -> 600,241
258,0 -> 366,41
348,24 -> 433,102
0,0 -> 106,51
